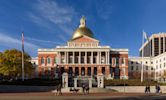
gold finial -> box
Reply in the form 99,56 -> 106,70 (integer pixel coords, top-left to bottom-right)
79,16 -> 86,28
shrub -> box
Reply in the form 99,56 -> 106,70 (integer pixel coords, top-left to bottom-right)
104,79 -> 157,86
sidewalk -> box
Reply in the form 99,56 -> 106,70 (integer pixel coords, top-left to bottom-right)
0,92 -> 165,96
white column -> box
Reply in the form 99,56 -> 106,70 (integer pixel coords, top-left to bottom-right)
106,52 -> 108,64
58,52 -> 61,64
97,51 -> 99,64
89,78 -> 92,88
74,78 -> 77,88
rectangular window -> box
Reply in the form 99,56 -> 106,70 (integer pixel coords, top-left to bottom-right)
47,58 -> 50,64
154,38 -> 159,56
54,58 -> 56,64
131,66 -> 133,70
81,56 -> 84,64
116,57 -> 119,66
122,58 -> 124,64
41,58 -> 44,64
151,67 -> 153,70
69,56 -> 72,64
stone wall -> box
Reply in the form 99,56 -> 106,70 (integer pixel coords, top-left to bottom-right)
0,85 -> 56,93
106,86 -> 166,93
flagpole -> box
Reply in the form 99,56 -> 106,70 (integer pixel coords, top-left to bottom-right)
141,31 -> 144,82
22,32 -> 24,81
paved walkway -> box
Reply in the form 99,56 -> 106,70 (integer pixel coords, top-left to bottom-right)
0,92 -> 166,100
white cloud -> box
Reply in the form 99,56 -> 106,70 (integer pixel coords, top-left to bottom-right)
35,0 -> 75,24
0,33 -> 39,55
28,0 -> 78,38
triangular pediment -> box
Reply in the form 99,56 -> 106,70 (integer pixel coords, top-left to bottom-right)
69,35 -> 99,42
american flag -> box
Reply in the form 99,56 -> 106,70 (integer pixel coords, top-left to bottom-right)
22,32 -> 24,52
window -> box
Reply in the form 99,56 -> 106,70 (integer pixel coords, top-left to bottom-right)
146,66 -> 148,70
131,66 -> 134,70
41,57 -> 44,64
131,61 -> 134,64
156,65 -> 158,69
151,67 -> 153,70
146,61 -> 148,64
121,58 -> 125,65
151,62 -> 153,64
47,57 -> 50,64
54,57 -> 56,64
164,63 -> 166,67
116,58 -> 119,65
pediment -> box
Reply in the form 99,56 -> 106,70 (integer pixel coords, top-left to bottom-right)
69,35 -> 99,43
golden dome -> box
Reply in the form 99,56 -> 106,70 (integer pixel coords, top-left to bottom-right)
72,16 -> 94,39
72,27 -> 94,39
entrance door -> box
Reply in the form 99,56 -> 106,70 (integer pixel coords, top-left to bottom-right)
69,67 -> 73,77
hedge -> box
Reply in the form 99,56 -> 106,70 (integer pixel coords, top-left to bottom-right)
0,78 -> 60,86
104,79 -> 158,86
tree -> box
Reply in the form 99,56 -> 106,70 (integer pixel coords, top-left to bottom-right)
0,49 -> 34,80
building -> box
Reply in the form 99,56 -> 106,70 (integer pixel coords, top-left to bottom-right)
37,17 -> 129,80
129,33 -> 166,82
129,57 -> 153,80
139,33 -> 166,57
30,57 -> 38,78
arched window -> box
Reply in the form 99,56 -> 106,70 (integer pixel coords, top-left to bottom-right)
47,57 -> 50,64
41,57 -> 44,64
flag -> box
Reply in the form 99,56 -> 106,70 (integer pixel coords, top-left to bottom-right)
143,30 -> 148,40
22,32 -> 24,52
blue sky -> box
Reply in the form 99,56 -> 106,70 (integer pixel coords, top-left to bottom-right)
0,0 -> 166,57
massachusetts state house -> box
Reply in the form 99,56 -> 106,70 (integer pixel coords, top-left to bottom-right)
37,17 -> 129,80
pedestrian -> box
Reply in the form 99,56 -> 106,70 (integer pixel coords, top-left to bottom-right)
82,84 -> 85,94
145,85 -> 147,93
56,84 -> 62,96
59,84 -> 62,96
147,85 -> 150,93
157,84 -> 161,94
